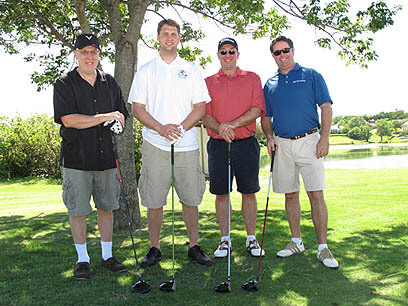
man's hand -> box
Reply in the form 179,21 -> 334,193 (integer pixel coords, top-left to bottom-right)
316,136 -> 329,158
267,139 -> 277,157
159,123 -> 183,142
218,122 -> 235,143
169,125 -> 185,145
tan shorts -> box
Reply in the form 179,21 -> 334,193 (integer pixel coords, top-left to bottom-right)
138,141 -> 206,208
272,132 -> 325,193
61,167 -> 120,216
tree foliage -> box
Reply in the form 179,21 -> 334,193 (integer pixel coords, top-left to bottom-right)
347,125 -> 371,142
376,118 -> 393,142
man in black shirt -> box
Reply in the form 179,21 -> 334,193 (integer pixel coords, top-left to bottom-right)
54,34 -> 129,279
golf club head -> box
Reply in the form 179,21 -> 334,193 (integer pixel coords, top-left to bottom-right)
241,280 -> 260,292
214,281 -> 231,293
131,280 -> 151,294
159,279 -> 176,292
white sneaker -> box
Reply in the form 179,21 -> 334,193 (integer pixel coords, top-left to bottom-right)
317,248 -> 339,269
276,240 -> 305,258
246,238 -> 265,257
213,240 -> 231,258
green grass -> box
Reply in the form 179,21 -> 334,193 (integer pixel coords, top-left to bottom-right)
1,169 -> 407,305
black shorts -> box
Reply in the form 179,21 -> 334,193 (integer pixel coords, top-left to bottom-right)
207,136 -> 260,195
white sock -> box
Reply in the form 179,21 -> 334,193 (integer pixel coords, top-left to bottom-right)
221,236 -> 229,242
291,237 -> 302,245
318,244 -> 328,253
246,235 -> 256,243
75,243 -> 90,263
101,240 -> 113,260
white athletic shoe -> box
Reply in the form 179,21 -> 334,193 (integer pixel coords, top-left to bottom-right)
276,240 -> 305,258
246,238 -> 265,257
213,240 -> 231,258
317,248 -> 339,269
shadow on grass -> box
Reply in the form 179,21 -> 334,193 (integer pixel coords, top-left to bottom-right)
1,209 -> 407,305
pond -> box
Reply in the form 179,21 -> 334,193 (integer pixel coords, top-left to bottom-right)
260,143 -> 408,169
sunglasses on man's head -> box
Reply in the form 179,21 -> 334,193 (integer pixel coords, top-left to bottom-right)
273,47 -> 292,56
220,50 -> 236,55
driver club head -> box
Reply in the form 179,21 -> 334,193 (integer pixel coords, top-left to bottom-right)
159,279 -> 176,292
131,280 -> 151,294
241,280 -> 260,292
214,281 -> 231,293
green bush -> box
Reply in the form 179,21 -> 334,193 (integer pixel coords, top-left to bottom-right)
0,114 -> 60,178
0,115 -> 144,179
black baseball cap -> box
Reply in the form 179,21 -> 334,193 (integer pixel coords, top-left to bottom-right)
74,34 -> 101,50
218,37 -> 238,51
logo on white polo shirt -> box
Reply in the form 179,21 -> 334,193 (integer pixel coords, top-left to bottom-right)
178,70 -> 188,79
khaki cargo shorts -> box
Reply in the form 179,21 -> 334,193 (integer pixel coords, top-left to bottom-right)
138,141 -> 206,208
61,167 -> 120,216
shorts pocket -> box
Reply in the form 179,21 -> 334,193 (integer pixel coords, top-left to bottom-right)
62,178 -> 76,210
138,167 -> 148,203
196,165 -> 206,198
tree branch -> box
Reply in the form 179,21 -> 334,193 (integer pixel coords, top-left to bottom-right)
75,0 -> 91,33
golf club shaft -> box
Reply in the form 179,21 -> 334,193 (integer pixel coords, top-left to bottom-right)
227,142 -> 231,286
171,144 -> 175,279
111,135 -> 143,281
256,149 -> 275,279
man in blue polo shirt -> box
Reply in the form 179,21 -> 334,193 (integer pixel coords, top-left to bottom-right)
261,36 -> 338,269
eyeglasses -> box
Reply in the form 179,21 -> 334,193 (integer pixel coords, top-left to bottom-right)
78,49 -> 99,56
220,50 -> 236,55
272,47 -> 292,56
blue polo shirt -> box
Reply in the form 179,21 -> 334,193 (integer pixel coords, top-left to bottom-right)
263,63 -> 332,138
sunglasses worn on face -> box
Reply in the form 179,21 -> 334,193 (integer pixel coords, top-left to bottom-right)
220,50 -> 236,55
273,47 -> 292,56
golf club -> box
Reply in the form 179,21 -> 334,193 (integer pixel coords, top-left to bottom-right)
111,135 -> 151,294
241,148 -> 275,292
214,141 -> 232,293
160,144 -> 176,292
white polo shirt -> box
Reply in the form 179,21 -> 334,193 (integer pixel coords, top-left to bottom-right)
128,55 -> 211,152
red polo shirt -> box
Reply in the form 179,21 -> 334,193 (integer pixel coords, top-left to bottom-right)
205,67 -> 266,140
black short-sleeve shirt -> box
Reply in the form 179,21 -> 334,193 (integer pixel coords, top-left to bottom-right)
53,68 -> 129,171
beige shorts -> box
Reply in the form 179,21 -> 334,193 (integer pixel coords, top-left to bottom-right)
138,141 -> 206,208
272,132 -> 326,193
61,167 -> 120,216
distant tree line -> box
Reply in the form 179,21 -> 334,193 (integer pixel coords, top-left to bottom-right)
333,109 -> 408,142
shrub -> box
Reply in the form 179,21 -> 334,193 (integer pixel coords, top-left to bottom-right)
0,114 -> 61,178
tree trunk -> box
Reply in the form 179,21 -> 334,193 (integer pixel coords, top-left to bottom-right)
110,2 -> 148,229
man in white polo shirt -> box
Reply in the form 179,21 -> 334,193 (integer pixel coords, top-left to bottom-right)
128,19 -> 212,267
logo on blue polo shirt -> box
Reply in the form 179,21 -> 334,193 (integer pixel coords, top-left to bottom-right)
293,79 -> 306,84
178,70 -> 188,79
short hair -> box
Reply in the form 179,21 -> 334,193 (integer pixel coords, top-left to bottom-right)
157,19 -> 180,35
270,36 -> 294,53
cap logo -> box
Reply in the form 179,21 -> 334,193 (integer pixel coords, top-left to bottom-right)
85,35 -> 93,40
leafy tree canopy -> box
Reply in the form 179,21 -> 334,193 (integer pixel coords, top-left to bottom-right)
0,0 -> 402,91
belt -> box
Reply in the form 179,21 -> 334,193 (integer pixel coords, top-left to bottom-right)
280,127 -> 319,140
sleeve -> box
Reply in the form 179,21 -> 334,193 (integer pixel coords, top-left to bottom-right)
53,77 -> 76,125
312,70 -> 333,106
191,66 -> 211,105
128,66 -> 149,105
251,73 -> 266,117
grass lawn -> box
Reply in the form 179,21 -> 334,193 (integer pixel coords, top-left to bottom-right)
1,169 -> 407,305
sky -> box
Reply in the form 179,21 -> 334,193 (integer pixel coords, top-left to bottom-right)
1,1 -> 406,118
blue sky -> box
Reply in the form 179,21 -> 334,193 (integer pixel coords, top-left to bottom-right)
1,1 -> 406,118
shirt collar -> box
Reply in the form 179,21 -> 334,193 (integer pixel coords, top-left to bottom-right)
278,63 -> 301,75
216,67 -> 245,78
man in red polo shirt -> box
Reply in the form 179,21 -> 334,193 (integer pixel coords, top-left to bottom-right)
203,38 -> 266,258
